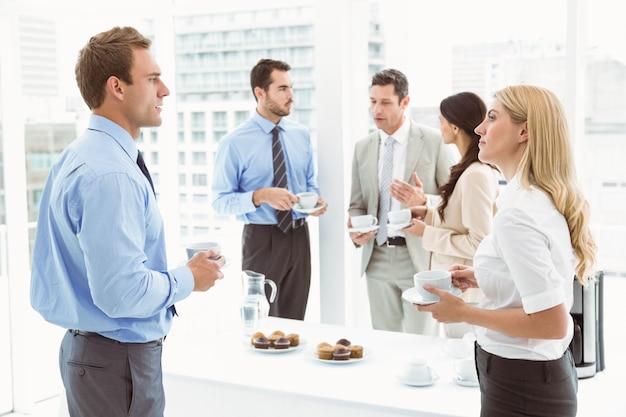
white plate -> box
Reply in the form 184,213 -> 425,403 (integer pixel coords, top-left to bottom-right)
387,221 -> 412,231
292,203 -> 326,214
348,225 -> 380,234
246,339 -> 307,354
453,375 -> 479,387
311,348 -> 370,364
402,286 -> 462,305
396,369 -> 439,387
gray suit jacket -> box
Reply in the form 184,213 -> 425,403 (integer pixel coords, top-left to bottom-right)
349,119 -> 457,276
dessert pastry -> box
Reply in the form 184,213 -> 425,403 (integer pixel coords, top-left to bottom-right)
250,331 -> 265,345
348,345 -> 363,359
270,330 -> 285,337
267,333 -> 282,347
317,342 -> 334,360
285,333 -> 300,347
336,338 -> 351,347
333,347 -> 351,361
273,337 -> 291,349
253,336 -> 270,349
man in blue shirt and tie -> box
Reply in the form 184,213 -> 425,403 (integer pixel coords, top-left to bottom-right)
212,59 -> 327,320
30,26 -> 225,417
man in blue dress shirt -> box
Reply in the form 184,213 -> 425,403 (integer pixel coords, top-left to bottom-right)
212,59 -> 327,320
30,26 -> 225,417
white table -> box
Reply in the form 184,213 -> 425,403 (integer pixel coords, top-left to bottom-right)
162,317 -> 482,417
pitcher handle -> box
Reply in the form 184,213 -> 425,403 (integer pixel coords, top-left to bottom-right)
265,279 -> 277,303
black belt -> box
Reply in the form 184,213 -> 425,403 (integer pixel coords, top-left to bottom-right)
384,236 -> 406,247
247,218 -> 306,230
69,329 -> 165,345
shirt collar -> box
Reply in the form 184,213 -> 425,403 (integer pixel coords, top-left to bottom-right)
379,116 -> 410,145
88,114 -> 138,161
253,111 -> 284,135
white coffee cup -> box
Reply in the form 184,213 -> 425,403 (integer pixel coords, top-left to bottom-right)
351,215 -> 378,229
402,358 -> 434,384
186,241 -> 221,260
297,192 -> 318,209
413,270 -> 451,302
443,337 -> 472,359
387,208 -> 411,224
453,359 -> 478,382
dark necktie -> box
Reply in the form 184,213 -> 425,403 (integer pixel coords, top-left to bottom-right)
136,151 -> 156,197
137,150 -> 177,316
272,126 -> 292,233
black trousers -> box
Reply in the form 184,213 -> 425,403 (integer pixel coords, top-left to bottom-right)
60,329 -> 165,417
242,222 -> 311,320
475,343 -> 578,417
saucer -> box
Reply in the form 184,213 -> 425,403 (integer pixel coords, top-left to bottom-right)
396,369 -> 439,387
293,203 -> 326,214
453,375 -> 479,387
387,221 -> 412,231
348,225 -> 380,234
402,286 -> 462,305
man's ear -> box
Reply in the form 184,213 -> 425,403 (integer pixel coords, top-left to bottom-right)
253,86 -> 265,102
107,76 -> 124,99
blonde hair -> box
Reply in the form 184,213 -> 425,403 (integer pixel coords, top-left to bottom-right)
494,85 -> 596,284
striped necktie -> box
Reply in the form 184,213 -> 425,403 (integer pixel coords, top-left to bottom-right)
272,126 -> 292,233
376,136 -> 395,245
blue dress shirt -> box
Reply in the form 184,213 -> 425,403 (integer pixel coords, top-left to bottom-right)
212,112 -> 319,223
30,115 -> 194,343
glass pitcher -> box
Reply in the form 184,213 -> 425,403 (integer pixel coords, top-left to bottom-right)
241,270 -> 277,321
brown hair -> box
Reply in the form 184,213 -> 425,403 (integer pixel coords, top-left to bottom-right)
75,26 -> 151,109
250,58 -> 291,102
437,92 -> 491,221
370,69 -> 409,102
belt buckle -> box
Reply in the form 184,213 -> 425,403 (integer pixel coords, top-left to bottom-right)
386,240 -> 397,247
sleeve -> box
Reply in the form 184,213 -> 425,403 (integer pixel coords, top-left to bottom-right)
77,172 -> 186,318
492,207 -> 567,314
211,139 -> 257,215
422,167 -> 497,260
348,142 -> 368,217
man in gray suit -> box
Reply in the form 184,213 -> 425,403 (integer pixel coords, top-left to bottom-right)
348,69 -> 456,334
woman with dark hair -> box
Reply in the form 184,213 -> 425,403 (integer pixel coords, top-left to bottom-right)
403,92 -> 499,336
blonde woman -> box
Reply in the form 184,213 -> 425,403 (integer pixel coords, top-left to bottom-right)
417,85 -> 596,416
402,92 -> 499,337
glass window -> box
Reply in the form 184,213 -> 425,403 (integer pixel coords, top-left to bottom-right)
192,152 -> 207,165
192,173 -> 207,186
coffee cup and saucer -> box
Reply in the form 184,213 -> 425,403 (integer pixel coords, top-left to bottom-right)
453,359 -> 479,387
402,270 -> 461,305
386,208 -> 412,231
396,358 -> 438,387
293,192 -> 326,214
348,215 -> 379,233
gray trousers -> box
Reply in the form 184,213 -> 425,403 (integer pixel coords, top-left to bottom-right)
365,245 -> 439,335
60,329 -> 165,417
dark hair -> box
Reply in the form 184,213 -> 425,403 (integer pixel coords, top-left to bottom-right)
437,92 -> 489,221
371,69 -> 409,102
75,26 -> 151,110
250,58 -> 291,102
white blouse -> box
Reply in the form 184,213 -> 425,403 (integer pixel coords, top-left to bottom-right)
473,175 -> 575,360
